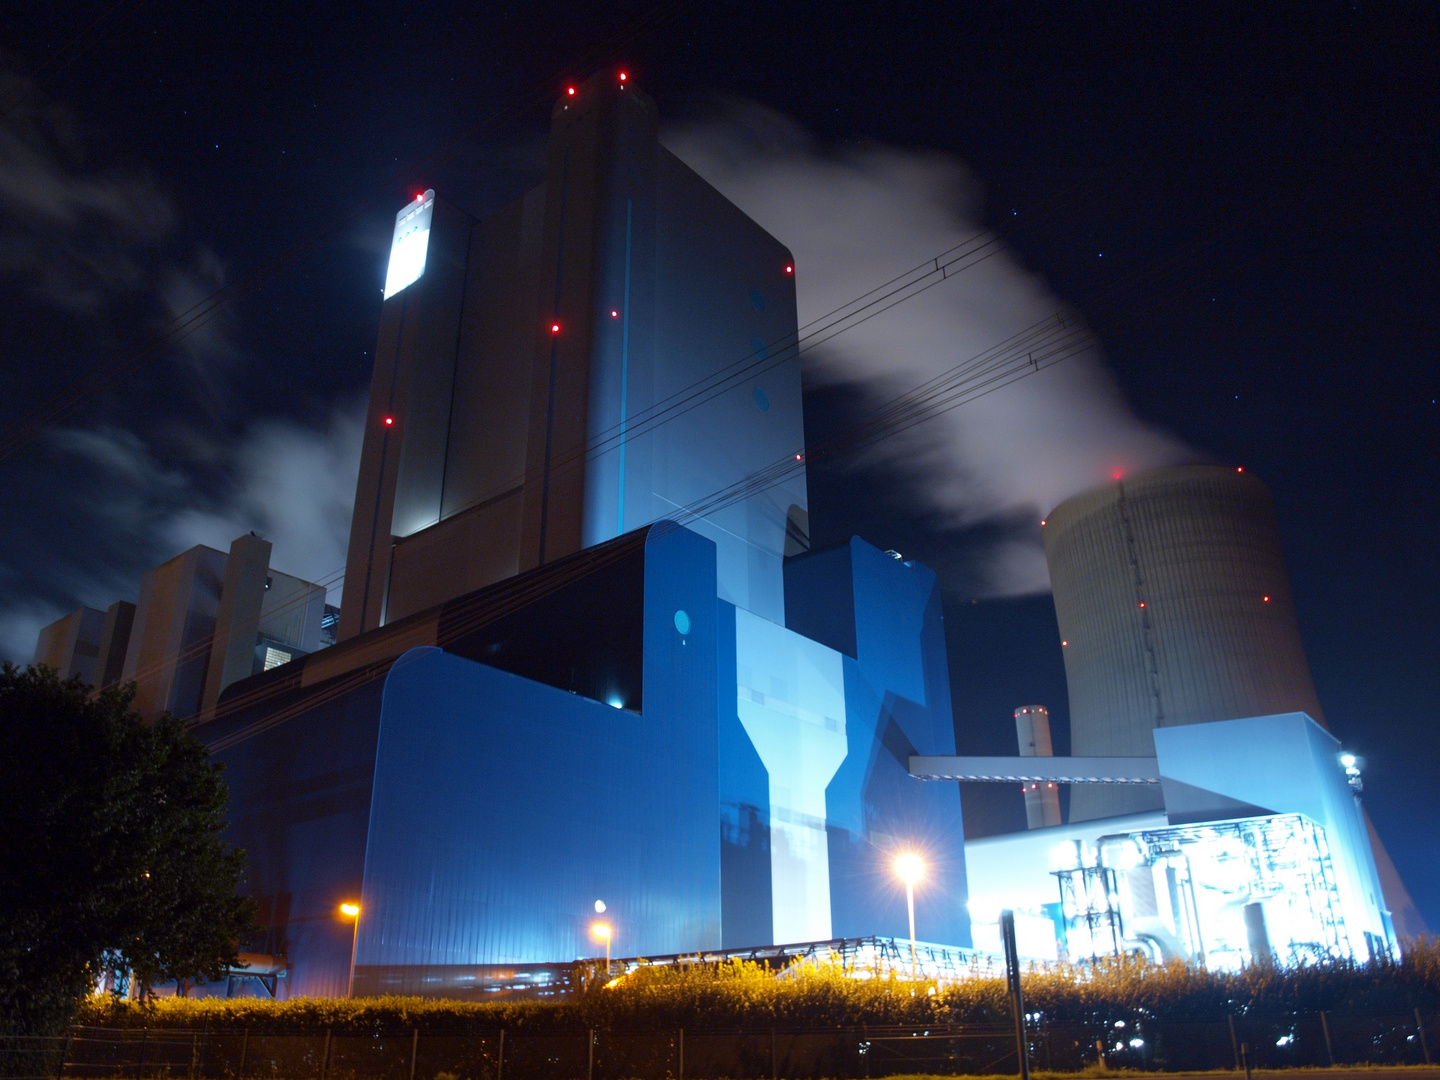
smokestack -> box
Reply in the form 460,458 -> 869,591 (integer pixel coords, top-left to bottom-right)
1014,705 -> 1062,829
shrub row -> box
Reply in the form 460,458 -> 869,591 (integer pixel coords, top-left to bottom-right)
75,938 -> 1440,1035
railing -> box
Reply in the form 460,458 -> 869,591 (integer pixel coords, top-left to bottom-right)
3,1010 -> 1435,1080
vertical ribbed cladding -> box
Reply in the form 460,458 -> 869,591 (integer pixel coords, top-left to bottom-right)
1044,464 -> 1326,821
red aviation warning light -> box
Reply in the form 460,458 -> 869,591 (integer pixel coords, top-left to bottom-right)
567,87 -> 576,96
415,193 -> 424,201
784,264 -> 793,274
383,416 -> 394,427
551,322 -> 561,333
1263,595 -> 1271,603
618,72 -> 628,82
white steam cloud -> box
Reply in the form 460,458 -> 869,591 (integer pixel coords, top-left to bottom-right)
666,102 -> 1193,594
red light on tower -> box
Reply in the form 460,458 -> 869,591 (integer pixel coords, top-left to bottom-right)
784,264 -> 793,274
1138,601 -> 1147,609
567,87 -> 576,96
551,323 -> 561,334
618,72 -> 627,82
611,310 -> 619,317
1263,595 -> 1271,603
383,416 -> 394,427
1237,466 -> 1244,473
415,193 -> 424,201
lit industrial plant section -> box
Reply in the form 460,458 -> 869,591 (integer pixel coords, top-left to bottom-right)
382,189 -> 434,299
1053,815 -> 1347,969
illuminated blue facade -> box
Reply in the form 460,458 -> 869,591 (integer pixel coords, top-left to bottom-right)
213,524 -> 968,998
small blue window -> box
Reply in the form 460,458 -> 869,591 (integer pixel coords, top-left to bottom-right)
753,387 -> 770,412
674,609 -> 692,636
750,289 -> 767,312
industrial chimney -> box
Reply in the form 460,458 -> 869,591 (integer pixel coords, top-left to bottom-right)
1014,705 -> 1062,828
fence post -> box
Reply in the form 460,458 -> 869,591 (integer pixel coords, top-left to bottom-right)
588,1028 -> 594,1080
1320,1010 -> 1334,1066
320,1029 -> 331,1080
1000,911 -> 1030,1080
1228,1016 -> 1239,1071
1416,1008 -> 1432,1065
771,1028 -> 777,1080
239,1030 -> 249,1078
1240,1041 -> 1252,1080
61,1026 -> 74,1079
137,1028 -> 147,1080
678,1028 -> 684,1080
409,1029 -> 419,1080
497,1029 -> 504,1080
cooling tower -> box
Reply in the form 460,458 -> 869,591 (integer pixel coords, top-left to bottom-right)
1044,464 -> 1326,821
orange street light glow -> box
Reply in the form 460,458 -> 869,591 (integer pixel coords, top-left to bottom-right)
340,902 -> 360,918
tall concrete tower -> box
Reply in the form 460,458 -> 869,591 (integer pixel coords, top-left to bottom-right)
1014,705 -> 1062,828
1044,464 -> 1325,821
339,70 -> 807,641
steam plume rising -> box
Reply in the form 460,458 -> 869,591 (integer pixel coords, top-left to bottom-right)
665,102 -> 1193,594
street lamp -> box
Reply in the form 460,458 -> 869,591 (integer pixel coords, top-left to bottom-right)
894,852 -> 924,982
339,902 -> 360,998
592,921 -> 612,976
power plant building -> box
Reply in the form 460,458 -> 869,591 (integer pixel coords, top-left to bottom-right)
938,464 -> 1418,964
42,77 -> 1419,996
33,533 -> 328,722
200,73 -> 969,998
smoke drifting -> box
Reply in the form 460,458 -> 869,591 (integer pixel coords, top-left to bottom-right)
666,102 -> 1193,595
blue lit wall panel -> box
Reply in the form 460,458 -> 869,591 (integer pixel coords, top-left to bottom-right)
353,523 -> 721,988
819,539 -> 970,947
716,602 -> 772,948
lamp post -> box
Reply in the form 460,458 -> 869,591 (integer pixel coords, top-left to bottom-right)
894,852 -> 924,982
340,902 -> 360,998
592,922 -> 612,976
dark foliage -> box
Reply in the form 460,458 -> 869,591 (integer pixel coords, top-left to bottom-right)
0,663 -> 254,1036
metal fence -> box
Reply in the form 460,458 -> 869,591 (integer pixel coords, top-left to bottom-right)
2,1010 -> 1435,1080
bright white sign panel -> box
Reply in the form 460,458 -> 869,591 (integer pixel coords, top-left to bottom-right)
383,190 -> 435,300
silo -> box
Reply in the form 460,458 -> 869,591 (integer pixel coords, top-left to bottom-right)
1043,464 -> 1325,821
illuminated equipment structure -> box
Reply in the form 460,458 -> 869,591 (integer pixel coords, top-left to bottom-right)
933,703 -> 1397,964
1035,463 -> 1423,941
32,532 -> 328,722
204,73 -> 968,999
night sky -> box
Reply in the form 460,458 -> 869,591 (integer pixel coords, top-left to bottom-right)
2,5 -> 1436,927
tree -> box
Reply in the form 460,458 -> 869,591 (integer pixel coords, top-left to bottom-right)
0,663 -> 254,1034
